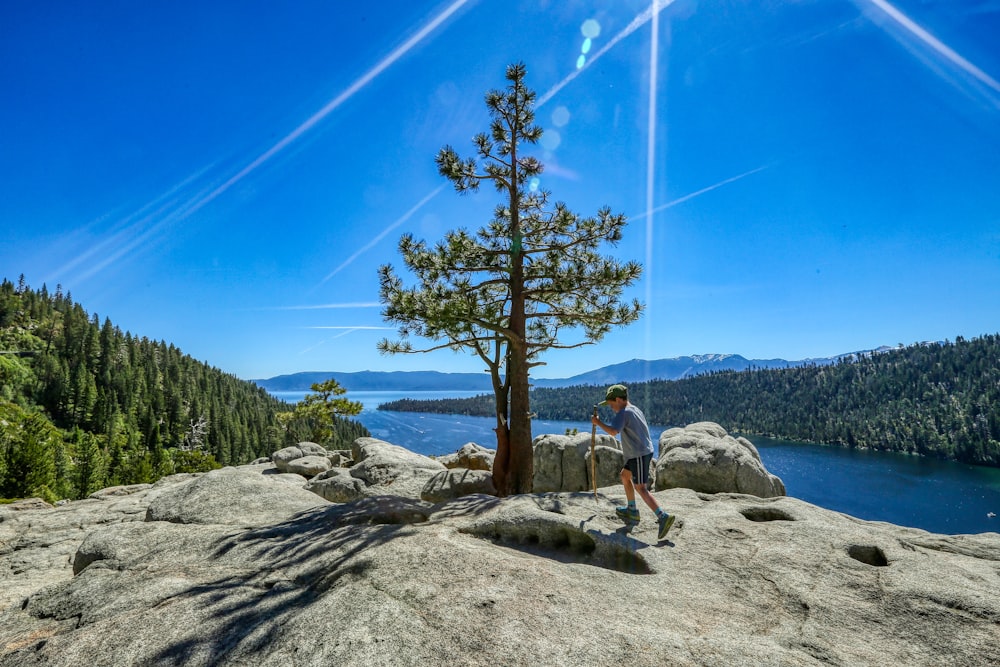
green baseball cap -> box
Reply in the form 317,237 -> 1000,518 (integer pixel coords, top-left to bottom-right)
598,384 -> 628,405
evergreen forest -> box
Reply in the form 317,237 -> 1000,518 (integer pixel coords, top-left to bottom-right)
0,277 -> 368,502
380,335 -> 1000,467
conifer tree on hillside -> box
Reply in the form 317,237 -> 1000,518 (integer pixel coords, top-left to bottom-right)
277,378 -> 364,449
0,277 -> 373,500
378,63 -> 643,495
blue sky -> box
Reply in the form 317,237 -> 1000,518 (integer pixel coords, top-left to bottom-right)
2,0 -> 998,381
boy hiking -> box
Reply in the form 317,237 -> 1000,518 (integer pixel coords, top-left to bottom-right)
591,384 -> 676,540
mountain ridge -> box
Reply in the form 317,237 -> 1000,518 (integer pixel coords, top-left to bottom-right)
252,351 -> 854,392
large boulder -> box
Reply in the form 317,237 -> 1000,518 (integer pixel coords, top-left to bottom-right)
421,468 -> 497,502
436,442 -> 495,471
532,432 -> 622,493
270,445 -> 306,472
302,439 -> 447,503
285,455 -> 332,478
303,468 -> 368,503
0,493 -> 143,613
145,467 -> 328,527
655,422 -> 785,497
296,441 -> 329,457
326,450 -> 353,467
350,437 -> 447,494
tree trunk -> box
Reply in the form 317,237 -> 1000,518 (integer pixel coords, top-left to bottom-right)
492,421 -> 510,497
506,200 -> 533,492
506,343 -> 533,494
491,382 -> 511,496
499,81 -> 533,495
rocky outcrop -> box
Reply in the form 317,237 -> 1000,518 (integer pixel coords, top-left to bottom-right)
296,440 -> 496,504
532,432 -> 623,493
655,421 -> 786,497
1,464 -> 998,667
303,437 -> 446,503
271,423 -> 786,503
271,442 -> 350,476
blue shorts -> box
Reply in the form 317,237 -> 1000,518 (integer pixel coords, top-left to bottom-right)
623,453 -> 654,487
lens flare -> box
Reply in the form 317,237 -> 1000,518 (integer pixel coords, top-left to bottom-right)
575,19 -> 601,70
551,106 -> 570,127
581,19 -> 601,39
539,1 -> 676,107
540,130 -> 562,151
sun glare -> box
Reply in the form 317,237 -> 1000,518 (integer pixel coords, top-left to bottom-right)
644,0 -> 662,363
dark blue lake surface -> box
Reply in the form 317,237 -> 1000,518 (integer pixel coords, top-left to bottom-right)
271,390 -> 1000,535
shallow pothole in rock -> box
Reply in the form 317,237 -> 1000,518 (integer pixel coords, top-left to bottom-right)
847,544 -> 889,567
718,527 -> 749,539
460,519 -> 652,574
740,506 -> 796,522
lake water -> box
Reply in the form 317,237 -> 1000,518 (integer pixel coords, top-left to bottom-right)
270,390 -> 1000,535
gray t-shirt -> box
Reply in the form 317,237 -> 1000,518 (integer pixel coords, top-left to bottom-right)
609,403 -> 654,460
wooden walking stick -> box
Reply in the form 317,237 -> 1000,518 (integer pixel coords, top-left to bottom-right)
591,404 -> 598,500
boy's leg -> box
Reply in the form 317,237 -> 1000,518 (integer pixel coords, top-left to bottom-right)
634,454 -> 676,539
636,483 -> 660,513
632,454 -> 656,511
621,467 -> 636,502
637,483 -> 676,538
616,466 -> 641,523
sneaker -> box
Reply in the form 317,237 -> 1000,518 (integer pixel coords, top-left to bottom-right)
615,506 -> 641,523
657,513 -> 675,540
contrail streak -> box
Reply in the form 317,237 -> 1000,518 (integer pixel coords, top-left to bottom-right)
297,325 -> 384,353
632,165 -> 770,220
537,0 -> 676,364
332,0 -> 675,298
537,0 -> 677,107
50,164 -> 215,284
187,0 -> 473,218
75,176 -> 233,283
863,0 -> 1000,99
69,0 -> 472,287
318,185 -> 446,286
274,302 -> 382,310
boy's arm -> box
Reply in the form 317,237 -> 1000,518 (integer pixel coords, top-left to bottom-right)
592,410 -> 625,436
592,418 -> 620,437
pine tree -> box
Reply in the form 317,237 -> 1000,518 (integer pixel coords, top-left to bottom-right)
378,63 -> 642,494
69,427 -> 107,499
277,378 -> 363,449
2,409 -> 59,501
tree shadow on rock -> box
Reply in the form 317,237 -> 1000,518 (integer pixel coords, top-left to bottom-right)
149,495 -> 433,666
